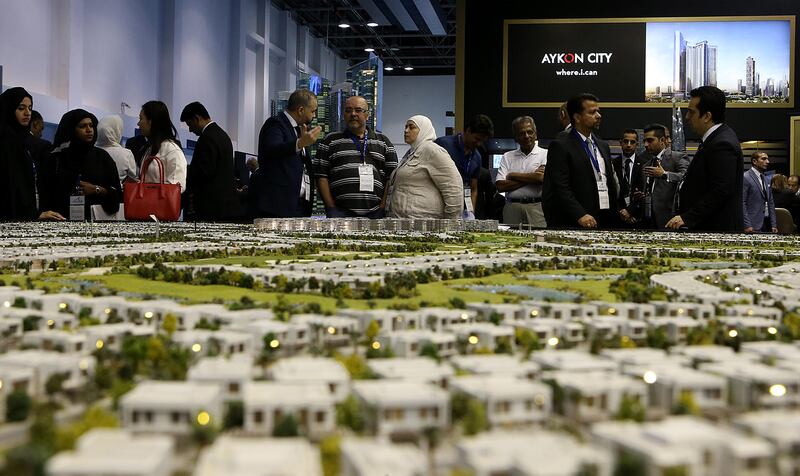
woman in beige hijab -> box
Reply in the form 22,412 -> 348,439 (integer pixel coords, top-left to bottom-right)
385,115 -> 463,218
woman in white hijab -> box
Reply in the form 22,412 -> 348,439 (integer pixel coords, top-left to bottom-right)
96,115 -> 137,184
385,115 -> 463,218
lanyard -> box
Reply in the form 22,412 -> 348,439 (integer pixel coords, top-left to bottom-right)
351,132 -> 368,164
574,129 -> 602,176
456,133 -> 474,184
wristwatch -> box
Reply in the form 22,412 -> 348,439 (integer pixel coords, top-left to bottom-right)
95,185 -> 101,195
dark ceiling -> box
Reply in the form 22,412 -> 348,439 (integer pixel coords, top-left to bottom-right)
272,0 -> 456,75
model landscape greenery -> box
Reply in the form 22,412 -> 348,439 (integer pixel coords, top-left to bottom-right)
0,221 -> 798,475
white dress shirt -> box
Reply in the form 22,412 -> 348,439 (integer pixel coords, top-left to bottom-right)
496,142 -> 547,199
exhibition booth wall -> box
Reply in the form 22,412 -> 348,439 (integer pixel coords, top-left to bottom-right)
460,0 -> 800,143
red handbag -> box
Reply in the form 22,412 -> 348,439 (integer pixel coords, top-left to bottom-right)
124,155 -> 182,221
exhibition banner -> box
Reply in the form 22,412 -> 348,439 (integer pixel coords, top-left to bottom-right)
503,16 -> 794,108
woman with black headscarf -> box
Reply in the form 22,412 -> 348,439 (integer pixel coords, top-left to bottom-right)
39,109 -> 122,219
0,87 -> 58,220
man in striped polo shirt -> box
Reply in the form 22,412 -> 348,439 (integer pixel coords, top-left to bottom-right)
314,96 -> 398,218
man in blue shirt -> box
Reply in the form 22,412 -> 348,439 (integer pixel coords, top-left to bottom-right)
435,114 -> 494,219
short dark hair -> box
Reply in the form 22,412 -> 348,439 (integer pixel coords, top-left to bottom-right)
31,110 -> 43,123
751,151 -> 768,164
643,123 -> 667,138
287,89 -> 317,111
690,86 -> 726,124
621,128 -> 638,138
466,114 -> 494,137
566,93 -> 599,125
511,116 -> 536,135
180,102 -> 210,121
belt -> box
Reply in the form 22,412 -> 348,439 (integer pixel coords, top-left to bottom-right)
507,197 -> 541,203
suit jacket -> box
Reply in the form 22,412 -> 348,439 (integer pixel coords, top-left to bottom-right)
254,112 -> 313,217
542,130 -> 618,228
185,122 -> 236,221
676,124 -> 743,232
25,134 -> 52,169
742,168 -> 776,231
627,148 -> 689,228
612,153 -> 642,212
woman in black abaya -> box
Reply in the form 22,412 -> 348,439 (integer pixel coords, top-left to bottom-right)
0,87 -> 59,220
39,109 -> 122,219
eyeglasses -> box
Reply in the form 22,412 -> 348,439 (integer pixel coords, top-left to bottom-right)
344,107 -> 367,114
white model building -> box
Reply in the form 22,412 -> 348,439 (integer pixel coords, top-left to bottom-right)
450,375 -> 551,426
266,356 -> 350,403
378,329 -> 457,358
0,350 -> 94,397
624,364 -> 728,413
22,329 -> 87,353
701,360 -> 800,409
338,309 -> 421,333
242,382 -> 335,439
291,313 -> 357,348
456,430 -> 612,476
187,355 -> 254,401
531,350 -> 618,372
367,357 -> 455,388
418,307 -> 478,331
47,428 -> 174,476
194,436 -> 322,476
592,416 -> 776,476
119,380 -> 223,435
352,380 -> 449,437
79,323 -> 154,353
340,439 -> 427,476
448,323 -> 515,353
544,370 -> 648,423
227,319 -> 310,354
466,302 -> 523,323
0,365 -> 34,422
450,354 -> 541,380
734,410 -> 800,476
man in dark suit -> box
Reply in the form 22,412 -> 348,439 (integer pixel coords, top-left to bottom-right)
254,89 -> 321,218
542,93 -> 618,229
742,152 -> 777,233
666,86 -> 743,231
613,129 -> 640,226
25,110 -> 52,168
626,123 -> 689,229
180,101 -> 236,221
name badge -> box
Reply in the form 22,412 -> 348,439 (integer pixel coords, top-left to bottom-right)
303,173 -> 311,201
597,178 -> 610,210
764,201 -> 769,217
359,164 -> 374,192
69,194 -> 86,222
464,187 -> 474,213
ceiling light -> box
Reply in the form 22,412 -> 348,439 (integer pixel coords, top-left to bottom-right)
384,66 -> 394,71
364,48 -> 375,52
338,23 -> 350,29
404,66 -> 414,71
367,22 -> 379,27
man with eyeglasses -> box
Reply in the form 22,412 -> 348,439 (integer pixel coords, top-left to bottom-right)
314,96 -> 398,218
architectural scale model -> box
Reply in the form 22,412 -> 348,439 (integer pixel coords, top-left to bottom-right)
0,221 -> 798,476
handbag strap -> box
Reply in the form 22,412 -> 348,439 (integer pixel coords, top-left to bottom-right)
139,155 -> 167,184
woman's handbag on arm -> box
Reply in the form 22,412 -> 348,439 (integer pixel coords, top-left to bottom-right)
124,155 -> 181,221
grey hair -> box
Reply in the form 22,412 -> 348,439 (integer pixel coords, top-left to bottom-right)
511,116 -> 537,135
